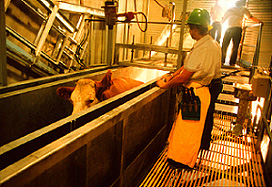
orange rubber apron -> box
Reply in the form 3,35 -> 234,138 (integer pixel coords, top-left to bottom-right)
167,82 -> 210,168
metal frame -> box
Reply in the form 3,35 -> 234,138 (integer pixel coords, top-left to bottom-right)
111,0 -> 188,69
2,0 -> 109,84
239,23 -> 263,70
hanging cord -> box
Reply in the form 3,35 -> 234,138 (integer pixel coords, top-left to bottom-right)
134,12 -> 148,32
74,20 -> 89,68
133,0 -> 148,32
154,0 -> 164,8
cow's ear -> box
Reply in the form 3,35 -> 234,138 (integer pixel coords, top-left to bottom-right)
56,87 -> 75,100
95,70 -> 113,101
100,69 -> 113,87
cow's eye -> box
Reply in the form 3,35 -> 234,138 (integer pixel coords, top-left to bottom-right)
86,100 -> 94,104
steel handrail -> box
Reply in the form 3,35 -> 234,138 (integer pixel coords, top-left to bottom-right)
239,23 -> 263,79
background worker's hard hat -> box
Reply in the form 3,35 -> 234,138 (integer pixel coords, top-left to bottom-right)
236,0 -> 246,8
186,8 -> 211,26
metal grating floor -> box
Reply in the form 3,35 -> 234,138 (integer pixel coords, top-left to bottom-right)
139,114 -> 266,187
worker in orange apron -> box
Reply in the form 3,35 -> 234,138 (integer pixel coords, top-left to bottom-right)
157,8 -> 222,169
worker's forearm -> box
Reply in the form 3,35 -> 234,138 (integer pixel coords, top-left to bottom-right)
158,69 -> 193,89
163,75 -> 186,88
172,66 -> 184,77
250,16 -> 263,24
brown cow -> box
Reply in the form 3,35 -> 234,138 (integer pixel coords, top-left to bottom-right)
56,69 -> 143,114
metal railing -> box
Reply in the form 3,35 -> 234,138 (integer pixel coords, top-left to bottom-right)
239,23 -> 263,74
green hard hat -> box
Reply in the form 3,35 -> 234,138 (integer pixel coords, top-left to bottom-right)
187,8 -> 210,26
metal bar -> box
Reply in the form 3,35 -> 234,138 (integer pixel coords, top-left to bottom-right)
238,137 -> 248,185
0,0 -> 7,86
122,0 -> 128,62
177,0 -> 187,69
34,21 -> 46,46
254,138 -> 266,186
228,128 -> 234,186
245,23 -> 263,28
243,136 -> 250,185
195,150 -> 204,186
4,0 -> 10,12
160,165 -> 174,186
126,24 -> 130,60
249,136 -> 262,186
173,170 -> 183,186
205,134 -> 216,185
19,0 -> 71,36
35,5 -> 59,57
152,156 -> 169,186
116,43 -> 190,54
190,164 -> 198,187
58,1 -> 104,17
56,33 -> 70,64
89,15 -> 94,66
238,27 -> 247,62
239,136 -> 247,185
252,24 -> 263,67
164,38 -> 168,66
250,23 -> 263,79
139,148 -> 166,186
87,19 -> 183,25
213,127 -> 222,186
246,136 -> 256,186
143,0 -> 150,57
220,132 -> 227,187
118,20 -> 183,25
169,21 -> 173,47
39,0 -> 76,33
68,14 -> 87,68
235,132 -> 239,186
225,133 -> 232,185
106,27 -> 114,66
6,40 -> 59,75
118,61 -> 175,72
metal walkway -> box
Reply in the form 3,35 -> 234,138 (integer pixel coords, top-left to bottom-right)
139,114 -> 266,187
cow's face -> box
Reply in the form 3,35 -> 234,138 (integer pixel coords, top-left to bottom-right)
56,69 -> 113,114
70,79 -> 99,114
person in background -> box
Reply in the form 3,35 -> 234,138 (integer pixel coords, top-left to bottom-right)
221,0 -> 263,66
210,0 -> 223,43
156,8 -> 222,169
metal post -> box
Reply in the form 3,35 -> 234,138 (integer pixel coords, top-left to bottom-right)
143,0 -> 150,57
130,35 -> 135,62
164,37 -> 169,66
126,24 -> 130,60
250,23 -> 263,80
149,36 -> 152,60
177,0 -> 187,69
4,0 -> 11,12
0,0 -> 7,86
89,15 -> 94,66
253,24 -> 263,66
35,5 -> 59,57
122,0 -> 128,61
238,27 -> 247,62
107,27 -> 114,66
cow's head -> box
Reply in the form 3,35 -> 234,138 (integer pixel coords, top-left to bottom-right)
56,70 -> 113,115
